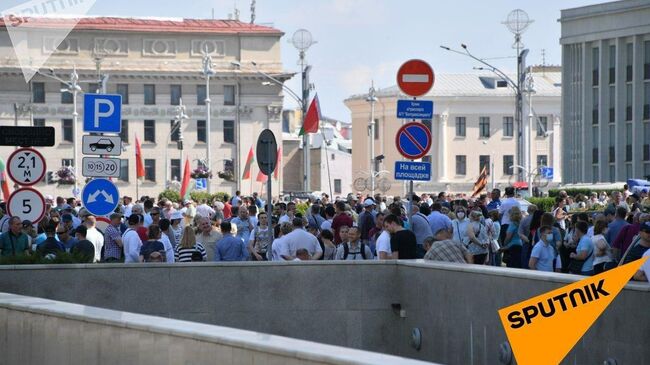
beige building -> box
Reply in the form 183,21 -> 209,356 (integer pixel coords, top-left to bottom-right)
344,68 -> 562,196
0,16 -> 290,199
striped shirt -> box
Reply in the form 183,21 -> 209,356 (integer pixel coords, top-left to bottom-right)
174,243 -> 207,262
103,224 -> 123,260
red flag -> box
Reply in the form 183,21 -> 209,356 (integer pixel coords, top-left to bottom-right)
0,172 -> 10,202
179,158 -> 191,199
273,147 -> 281,179
242,146 -> 254,180
135,135 -> 145,179
299,94 -> 321,136
256,170 -> 267,182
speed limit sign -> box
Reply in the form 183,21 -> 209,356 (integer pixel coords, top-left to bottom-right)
7,187 -> 46,224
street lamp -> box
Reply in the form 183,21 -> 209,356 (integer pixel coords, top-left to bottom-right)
366,83 -> 378,195
164,99 -> 188,188
201,46 -> 215,193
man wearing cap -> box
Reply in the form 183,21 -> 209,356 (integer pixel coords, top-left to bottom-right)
357,198 -> 376,246
623,221 -> 650,268
61,214 -> 75,236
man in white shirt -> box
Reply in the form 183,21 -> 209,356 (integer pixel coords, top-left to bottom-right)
122,214 -> 143,263
196,201 -> 215,219
498,187 -> 521,227
84,216 -> 104,262
283,217 -> 322,260
375,229 -> 392,260
271,223 -> 293,261
279,202 -> 296,224
122,196 -> 134,218
633,249 -> 650,282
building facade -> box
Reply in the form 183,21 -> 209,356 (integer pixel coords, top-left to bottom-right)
345,69 -> 562,196
0,16 -> 289,199
560,0 -> 650,183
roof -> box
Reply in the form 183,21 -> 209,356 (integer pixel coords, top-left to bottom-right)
0,16 -> 283,35
346,70 -> 561,101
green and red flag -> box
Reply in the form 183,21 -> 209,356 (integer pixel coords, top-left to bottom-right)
299,94 -> 321,136
242,146 -> 254,180
179,157 -> 191,200
135,135 -> 145,180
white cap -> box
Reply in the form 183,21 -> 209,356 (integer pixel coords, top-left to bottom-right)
170,211 -> 183,220
363,198 -> 375,207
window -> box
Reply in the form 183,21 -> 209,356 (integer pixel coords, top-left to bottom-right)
224,85 -> 236,105
592,88 -> 599,124
455,155 -> 466,175
224,159 -> 234,174
645,122 -> 650,161
197,120 -> 206,143
33,118 -> 45,127
374,118 -> 380,140
609,45 -> 616,84
592,47 -> 599,86
144,84 -> 156,105
223,120 -> 234,143
537,116 -> 548,136
644,83 -> 650,120
645,41 -> 650,80
119,159 -> 129,182
197,85 -> 206,105
626,43 -> 633,82
536,155 -> 548,168
626,84 -> 633,121
32,82 -> 45,103
61,159 -> 73,167
144,120 -> 155,143
170,120 -> 180,142
334,179 -> 342,194
503,116 -> 514,137
609,146 -> 616,163
496,80 -> 508,88
116,84 -> 129,104
503,155 -> 514,175
626,123 -> 633,162
609,86 -> 616,123
62,119 -> 73,142
592,126 -> 599,163
455,116 -> 466,137
170,159 -> 181,181
144,159 -> 156,182
170,85 -> 182,105
120,120 -> 129,143
87,83 -> 99,94
479,155 -> 490,175
593,147 -> 599,164
609,124 -> 616,163
479,117 -> 490,138
61,83 -> 72,104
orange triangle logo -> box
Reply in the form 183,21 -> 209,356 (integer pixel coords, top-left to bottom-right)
498,257 -> 647,365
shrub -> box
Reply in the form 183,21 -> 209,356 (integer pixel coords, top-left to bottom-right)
158,189 -> 181,203
190,191 -> 212,203
296,202 -> 309,217
525,197 -> 556,213
0,251 -> 92,265
548,188 -> 618,198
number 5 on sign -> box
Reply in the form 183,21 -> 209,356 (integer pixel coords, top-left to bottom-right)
7,188 -> 46,223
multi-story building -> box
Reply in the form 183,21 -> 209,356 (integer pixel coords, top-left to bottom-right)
345,69 -> 561,196
560,0 -> 650,183
0,16 -> 289,199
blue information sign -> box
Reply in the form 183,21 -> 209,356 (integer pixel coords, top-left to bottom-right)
394,161 -> 431,181
83,94 -> 122,133
396,100 -> 433,119
81,178 -> 120,217
540,167 -> 554,180
195,178 -> 208,190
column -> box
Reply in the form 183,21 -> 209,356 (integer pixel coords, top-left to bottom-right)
552,115 -> 562,182
438,113 -> 448,181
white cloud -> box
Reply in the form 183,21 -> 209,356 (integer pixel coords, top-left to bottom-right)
339,60 -> 401,97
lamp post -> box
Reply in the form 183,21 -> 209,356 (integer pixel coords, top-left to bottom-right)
366,83 -> 378,196
525,73 -> 535,197
202,48 -> 215,193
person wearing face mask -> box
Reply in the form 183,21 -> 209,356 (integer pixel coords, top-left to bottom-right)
451,207 -> 470,247
529,226 -> 562,272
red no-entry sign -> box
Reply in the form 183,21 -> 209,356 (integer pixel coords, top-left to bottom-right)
396,59 -> 434,97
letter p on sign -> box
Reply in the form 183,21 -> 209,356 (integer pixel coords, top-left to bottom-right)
83,94 -> 122,133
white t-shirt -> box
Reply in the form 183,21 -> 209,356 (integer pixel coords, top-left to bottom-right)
160,234 -> 175,263
196,204 -> 215,219
375,230 -> 392,259
638,249 -> 650,282
86,227 -> 104,263
320,219 -> 333,232
499,197 -> 521,226
278,214 -> 291,224
284,228 -> 322,257
271,236 -> 290,261
122,228 -> 142,263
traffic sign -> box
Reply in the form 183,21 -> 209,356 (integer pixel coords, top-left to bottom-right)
7,187 -> 46,223
195,178 -> 208,190
396,59 -> 434,97
396,100 -> 434,119
541,167 -> 554,180
394,161 -> 431,181
395,122 -> 432,160
81,178 -> 120,217
82,157 -> 121,178
7,147 -> 46,186
83,94 -> 122,133
0,126 -> 55,147
82,135 -> 122,156
256,129 -> 278,175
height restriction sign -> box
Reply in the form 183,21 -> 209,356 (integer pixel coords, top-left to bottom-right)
7,147 -> 46,186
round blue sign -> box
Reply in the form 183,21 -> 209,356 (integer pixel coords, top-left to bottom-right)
81,178 -> 120,217
395,122 -> 432,160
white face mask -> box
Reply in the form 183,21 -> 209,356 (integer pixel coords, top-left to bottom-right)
456,212 -> 465,219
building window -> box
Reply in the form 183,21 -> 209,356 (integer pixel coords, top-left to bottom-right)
224,85 -> 236,106
644,83 -> 650,120
119,159 -> 129,182
374,118 -> 380,140
593,148 -> 599,164
645,41 -> 650,80
537,116 -> 548,136
455,155 -> 466,175
609,124 -> 616,163
592,88 -> 599,124
197,120 -> 206,143
62,119 -> 73,142
144,84 -> 156,105
610,165 -> 616,183
170,120 -> 180,142
61,159 -> 73,167
455,116 -> 466,137
334,179 -> 342,194
144,159 -> 156,182
644,122 -> 650,161
32,82 -> 45,103
503,116 -> 514,137
626,43 -> 633,82
88,83 -> 100,94
479,155 -> 490,175
609,45 -> 616,84
224,159 -> 234,175
536,155 -> 548,168
197,85 -> 206,105
223,120 -> 235,143
120,120 -> 129,143
33,118 -> 45,127
626,84 -> 633,121
626,123 -> 633,162
116,84 -> 129,104
609,85 -> 616,123
609,146 -> 616,163
170,159 -> 181,181
61,83 -> 72,104
170,85 -> 182,106
479,117 -> 490,138
503,155 -> 514,175
144,120 -> 155,143
592,47 -> 599,86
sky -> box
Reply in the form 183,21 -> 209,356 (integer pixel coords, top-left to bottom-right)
3,0 -> 604,121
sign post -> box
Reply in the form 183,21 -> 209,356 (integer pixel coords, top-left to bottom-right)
256,129 -> 278,247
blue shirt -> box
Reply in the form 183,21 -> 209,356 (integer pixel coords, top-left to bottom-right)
230,217 -> 252,245
577,235 -> 595,272
427,211 -> 452,236
605,218 -> 629,245
505,223 -> 522,248
530,240 -> 557,272
487,199 -> 501,212
60,237 -> 78,252
214,234 -> 247,261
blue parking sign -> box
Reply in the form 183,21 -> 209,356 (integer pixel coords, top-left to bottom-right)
83,94 -> 122,133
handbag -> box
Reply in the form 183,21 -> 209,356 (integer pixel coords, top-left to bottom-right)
568,249 -> 593,274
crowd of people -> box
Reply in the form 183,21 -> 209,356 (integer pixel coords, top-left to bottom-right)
0,186 -> 648,282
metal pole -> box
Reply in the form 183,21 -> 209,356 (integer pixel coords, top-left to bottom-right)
301,53 -> 311,193
491,161 -> 495,190
266,139 -> 273,242
408,181 -> 414,231
72,69 -> 79,197
368,84 -> 376,196
527,76 -> 534,197
206,73 -> 211,194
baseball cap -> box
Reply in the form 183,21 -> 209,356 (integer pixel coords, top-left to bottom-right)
640,221 -> 650,233
170,211 -> 183,220
363,198 -> 375,207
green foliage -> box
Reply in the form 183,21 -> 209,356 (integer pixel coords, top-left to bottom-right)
213,192 -> 228,203
158,189 -> 181,203
525,197 -> 556,212
190,191 -> 212,203
296,202 -> 309,217
548,188 -> 618,198
0,251 -> 92,265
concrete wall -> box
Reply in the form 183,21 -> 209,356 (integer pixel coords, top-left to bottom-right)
0,261 -> 648,365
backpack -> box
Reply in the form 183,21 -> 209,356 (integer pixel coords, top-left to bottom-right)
343,242 -> 367,260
